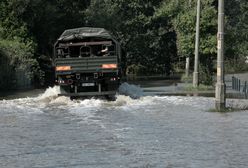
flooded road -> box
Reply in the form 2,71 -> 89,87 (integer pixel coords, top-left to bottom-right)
0,86 -> 248,168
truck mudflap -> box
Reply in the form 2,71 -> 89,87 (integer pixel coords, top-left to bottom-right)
58,91 -> 116,97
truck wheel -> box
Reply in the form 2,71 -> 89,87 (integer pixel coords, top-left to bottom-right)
105,95 -> 116,101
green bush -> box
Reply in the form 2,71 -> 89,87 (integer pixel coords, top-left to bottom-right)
181,74 -> 193,83
126,64 -> 147,76
225,58 -> 248,73
199,64 -> 214,85
183,84 -> 214,91
0,39 -> 39,90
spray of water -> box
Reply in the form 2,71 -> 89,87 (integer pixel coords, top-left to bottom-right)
0,83 -> 149,114
37,86 -> 61,100
118,82 -> 144,99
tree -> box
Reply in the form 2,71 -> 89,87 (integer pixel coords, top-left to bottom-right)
156,0 -> 217,84
225,0 -> 248,72
86,0 -> 177,75
0,0 -> 39,89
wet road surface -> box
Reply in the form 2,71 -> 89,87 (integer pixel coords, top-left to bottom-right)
0,86 -> 248,168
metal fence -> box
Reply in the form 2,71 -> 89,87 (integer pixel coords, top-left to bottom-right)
232,76 -> 248,98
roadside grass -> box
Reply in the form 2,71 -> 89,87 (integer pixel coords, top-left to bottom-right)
181,74 -> 214,91
181,74 -> 192,83
183,84 -> 214,91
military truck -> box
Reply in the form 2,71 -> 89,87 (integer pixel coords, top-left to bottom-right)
53,27 -> 122,98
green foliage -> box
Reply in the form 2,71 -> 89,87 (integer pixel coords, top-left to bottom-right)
0,40 -> 34,68
0,0 -> 248,90
225,0 -> 248,64
183,84 -> 214,91
126,64 -> 147,76
225,58 -> 248,74
0,38 -> 39,89
21,0 -> 89,55
181,74 -> 193,83
176,0 -> 217,57
86,0 -> 176,75
155,0 -> 218,84
0,0 -> 89,88
0,0 -> 39,89
199,62 -> 213,85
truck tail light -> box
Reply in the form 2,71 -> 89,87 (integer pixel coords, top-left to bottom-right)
56,66 -> 71,71
110,77 -> 116,81
102,64 -> 117,69
58,80 -> 65,84
58,79 -> 73,85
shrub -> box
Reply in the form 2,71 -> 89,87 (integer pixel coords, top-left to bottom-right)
0,39 -> 39,90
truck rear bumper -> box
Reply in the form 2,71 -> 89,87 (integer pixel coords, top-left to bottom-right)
58,91 -> 116,97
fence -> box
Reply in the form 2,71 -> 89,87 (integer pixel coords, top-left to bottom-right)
232,76 -> 248,98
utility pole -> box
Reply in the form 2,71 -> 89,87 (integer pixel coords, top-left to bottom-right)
193,0 -> 201,87
215,0 -> 226,111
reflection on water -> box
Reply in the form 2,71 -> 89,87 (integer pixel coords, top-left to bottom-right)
0,86 -> 248,168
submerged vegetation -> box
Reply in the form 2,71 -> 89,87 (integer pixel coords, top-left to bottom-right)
0,0 -> 247,89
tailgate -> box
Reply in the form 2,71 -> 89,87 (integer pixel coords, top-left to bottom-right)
55,56 -> 118,74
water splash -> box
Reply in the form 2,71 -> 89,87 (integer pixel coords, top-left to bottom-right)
118,82 -> 144,99
37,86 -> 61,100
49,96 -> 72,106
114,95 -> 134,106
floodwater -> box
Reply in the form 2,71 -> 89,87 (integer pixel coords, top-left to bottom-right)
0,84 -> 248,168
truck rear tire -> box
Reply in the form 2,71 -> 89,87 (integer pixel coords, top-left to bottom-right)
105,95 -> 116,101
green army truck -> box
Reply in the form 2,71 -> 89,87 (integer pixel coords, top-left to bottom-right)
53,27 -> 122,98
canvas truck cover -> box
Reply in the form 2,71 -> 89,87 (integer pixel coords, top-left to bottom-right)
57,27 -> 116,42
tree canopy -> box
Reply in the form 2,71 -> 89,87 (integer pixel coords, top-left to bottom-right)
0,0 -> 247,89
